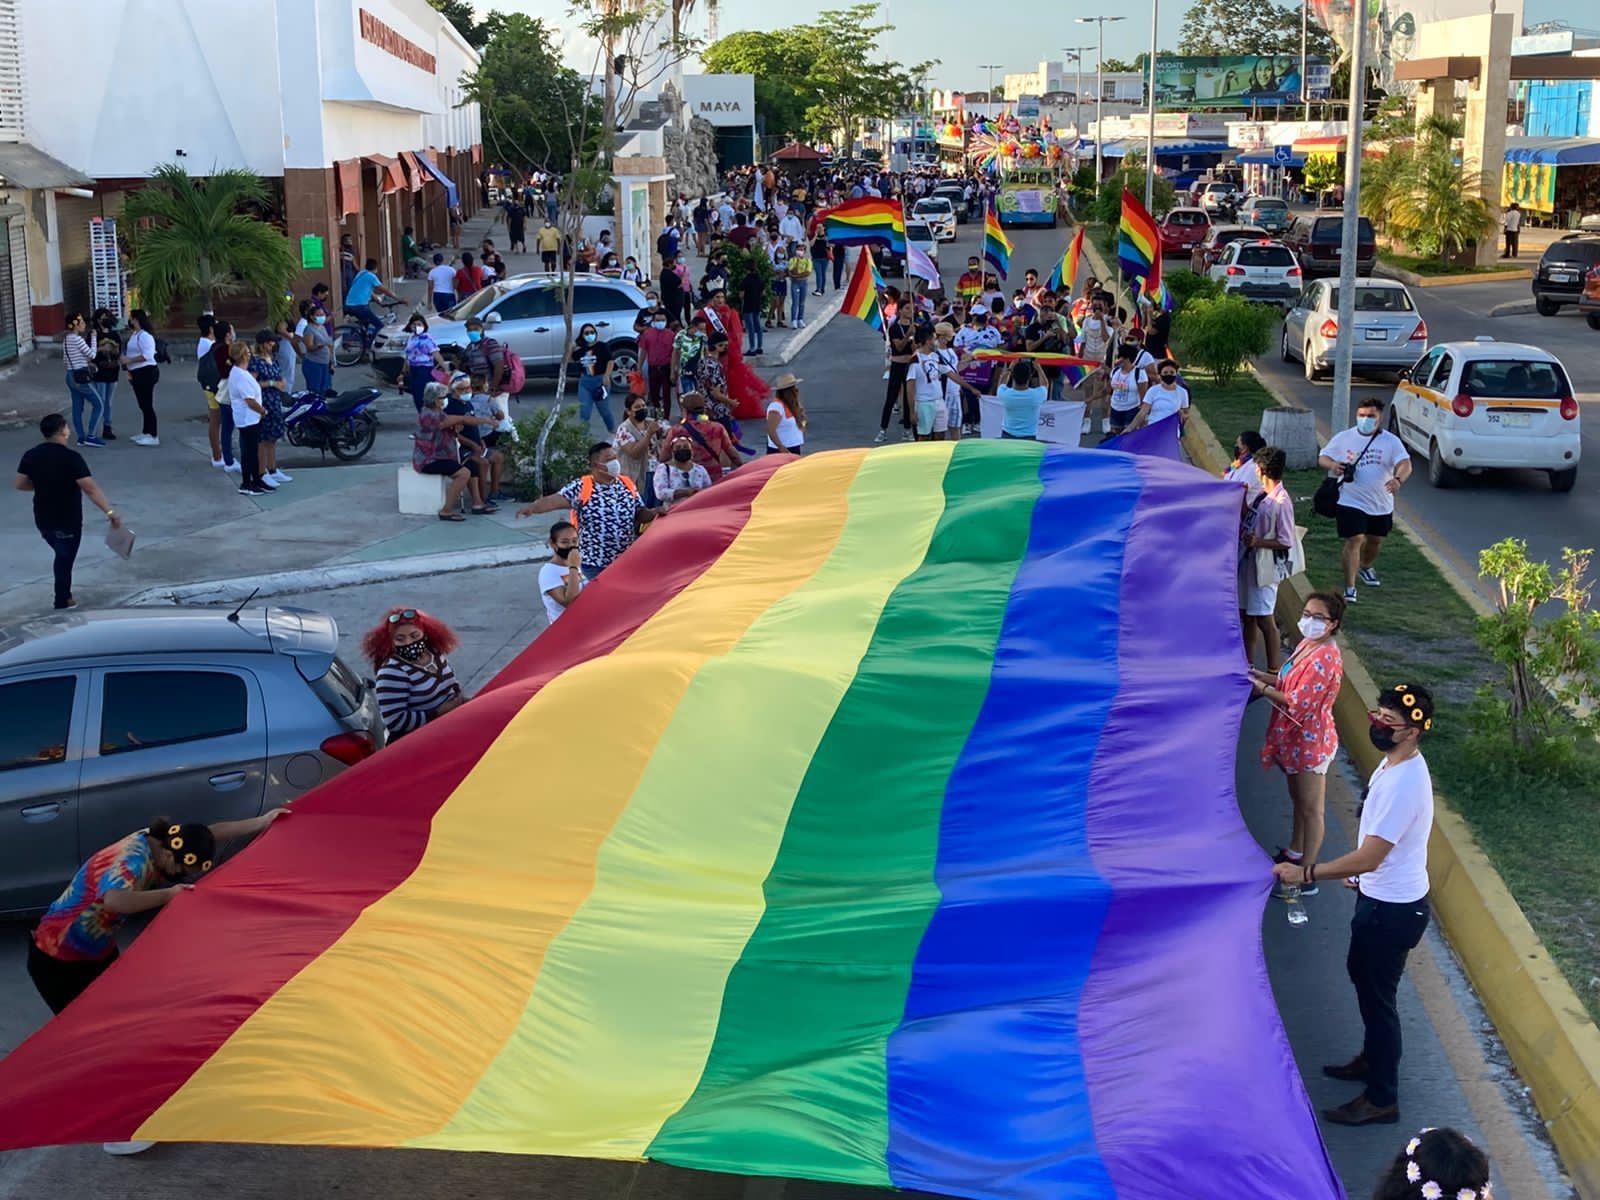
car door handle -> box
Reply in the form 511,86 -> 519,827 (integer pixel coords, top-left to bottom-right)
594,321 -> 610,327
208,771 -> 248,790
532,327 -> 549,333
20,802 -> 62,823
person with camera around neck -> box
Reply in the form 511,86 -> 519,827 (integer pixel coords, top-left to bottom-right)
1319,396 -> 1411,606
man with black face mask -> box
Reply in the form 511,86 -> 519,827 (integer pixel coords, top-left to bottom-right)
1274,683 -> 1435,1129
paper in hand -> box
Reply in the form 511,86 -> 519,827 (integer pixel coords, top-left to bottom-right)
105,524 -> 135,559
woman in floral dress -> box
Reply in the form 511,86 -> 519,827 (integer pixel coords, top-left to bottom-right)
250,329 -> 292,488
1251,590 -> 1344,895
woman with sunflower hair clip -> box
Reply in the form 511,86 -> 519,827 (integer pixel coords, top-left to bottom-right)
1373,1127 -> 1492,1200
1274,682 -> 1436,1128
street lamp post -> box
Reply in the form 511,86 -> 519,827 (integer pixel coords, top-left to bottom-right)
979,63 -> 1004,109
1062,46 -> 1094,144
1330,6 -> 1369,431
1077,16 -> 1125,188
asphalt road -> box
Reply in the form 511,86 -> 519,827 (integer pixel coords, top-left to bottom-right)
0,216 -> 1575,1200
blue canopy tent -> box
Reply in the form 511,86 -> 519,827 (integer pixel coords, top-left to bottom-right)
1504,136 -> 1600,166
415,150 -> 459,208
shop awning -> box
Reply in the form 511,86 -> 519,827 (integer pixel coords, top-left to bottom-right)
398,150 -> 426,192
1237,151 -> 1306,166
1100,138 -> 1231,159
0,142 -> 92,190
366,154 -> 407,196
1292,136 -> 1345,156
335,158 -> 362,219
1504,136 -> 1600,166
415,150 -> 458,208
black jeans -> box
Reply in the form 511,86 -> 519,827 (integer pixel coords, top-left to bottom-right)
237,423 -> 263,490
833,252 -> 847,290
38,526 -> 82,608
28,937 -> 118,1014
130,365 -> 159,436
1347,891 -> 1430,1107
879,361 -> 911,431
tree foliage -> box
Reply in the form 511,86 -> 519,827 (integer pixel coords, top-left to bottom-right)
1171,295 -> 1277,385
1100,58 -> 1139,74
701,7 -> 933,145
121,164 -> 296,321
428,0 -> 488,49
1178,0 -> 1335,59
465,13 -> 603,172
1384,114 -> 1496,265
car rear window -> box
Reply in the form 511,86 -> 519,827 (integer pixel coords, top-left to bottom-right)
1170,211 -> 1207,225
1461,359 -> 1571,399
308,654 -> 366,720
1252,200 -> 1288,211
1541,241 -> 1600,265
1310,217 -> 1375,243
1238,245 -> 1295,266
1218,228 -> 1264,245
1328,286 -> 1415,312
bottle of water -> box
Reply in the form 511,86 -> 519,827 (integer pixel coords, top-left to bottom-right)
1283,883 -> 1309,926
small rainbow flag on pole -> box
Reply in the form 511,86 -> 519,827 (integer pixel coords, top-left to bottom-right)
842,248 -> 886,331
1118,189 -> 1160,293
1047,225 -> 1085,293
825,197 -> 906,254
982,200 -> 1013,279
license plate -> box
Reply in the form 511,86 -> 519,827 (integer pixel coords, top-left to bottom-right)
1501,413 -> 1532,428
1551,271 -> 1576,282
1363,328 -> 1387,341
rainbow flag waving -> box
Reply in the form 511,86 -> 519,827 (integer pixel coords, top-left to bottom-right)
982,199 -> 1013,278
842,248 -> 886,331
1047,225 -> 1085,293
1118,189 -> 1160,293
0,446 -> 1342,1200
824,197 -> 906,254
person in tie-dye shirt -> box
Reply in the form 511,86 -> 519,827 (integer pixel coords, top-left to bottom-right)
28,809 -> 289,1016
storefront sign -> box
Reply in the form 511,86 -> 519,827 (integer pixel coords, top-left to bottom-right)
681,74 -> 756,127
359,8 -> 437,75
300,235 -> 326,270
1229,122 -> 1269,149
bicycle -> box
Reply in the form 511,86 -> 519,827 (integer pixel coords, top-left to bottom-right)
332,297 -> 405,368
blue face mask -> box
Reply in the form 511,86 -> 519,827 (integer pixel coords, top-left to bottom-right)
467,330 -> 483,343
584,333 -> 596,344
1356,415 -> 1378,435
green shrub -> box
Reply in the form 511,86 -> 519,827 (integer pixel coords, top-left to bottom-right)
504,405 -> 596,499
724,243 -> 773,308
1171,295 -> 1277,385
1163,270 -> 1221,311
1091,166 -> 1177,225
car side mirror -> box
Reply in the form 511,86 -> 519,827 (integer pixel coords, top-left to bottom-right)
1396,368 -> 1410,382
484,312 -> 502,326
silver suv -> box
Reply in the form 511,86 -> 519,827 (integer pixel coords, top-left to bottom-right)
374,274 -> 647,391
0,607 -> 385,913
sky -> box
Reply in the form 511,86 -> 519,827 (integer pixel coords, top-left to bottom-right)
482,0 -> 1596,89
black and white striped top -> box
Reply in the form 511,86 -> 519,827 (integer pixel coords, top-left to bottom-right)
64,333 -> 96,372
375,655 -> 460,737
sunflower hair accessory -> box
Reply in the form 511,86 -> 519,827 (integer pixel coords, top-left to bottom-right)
169,836 -> 184,850
1404,1129 -> 1491,1200
167,824 -> 181,836
183,852 -> 198,867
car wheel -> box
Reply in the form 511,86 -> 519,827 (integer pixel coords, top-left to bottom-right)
607,346 -> 639,392
1549,466 -> 1578,493
1280,324 -> 1293,363
1303,343 -> 1322,381
1587,313 -> 1600,331
1535,297 -> 1561,317
1427,440 -> 1457,488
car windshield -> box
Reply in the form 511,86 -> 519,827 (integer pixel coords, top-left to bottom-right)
443,284 -> 511,321
1327,286 -> 1414,312
915,199 -> 951,212
1238,245 -> 1295,266
1461,359 -> 1571,399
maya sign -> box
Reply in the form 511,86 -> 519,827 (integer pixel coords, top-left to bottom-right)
681,74 -> 756,127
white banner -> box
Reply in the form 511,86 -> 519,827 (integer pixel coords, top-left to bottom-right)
979,397 -> 1085,444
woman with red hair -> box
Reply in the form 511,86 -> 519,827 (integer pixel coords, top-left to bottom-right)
363,607 -> 466,739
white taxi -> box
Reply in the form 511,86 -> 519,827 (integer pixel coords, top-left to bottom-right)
1389,337 -> 1580,491
911,197 -> 958,242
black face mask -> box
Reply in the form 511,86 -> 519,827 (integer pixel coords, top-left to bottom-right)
1368,723 -> 1401,752
1160,374 -> 1178,384
673,448 -> 693,463
552,544 -> 576,559
395,640 -> 428,662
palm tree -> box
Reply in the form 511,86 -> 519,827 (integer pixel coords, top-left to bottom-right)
121,164 -> 297,321
1356,145 -> 1410,237
670,0 -> 716,43
1387,115 -> 1495,267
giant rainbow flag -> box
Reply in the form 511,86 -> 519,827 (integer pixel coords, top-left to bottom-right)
824,197 -> 906,254
0,446 -> 1341,1200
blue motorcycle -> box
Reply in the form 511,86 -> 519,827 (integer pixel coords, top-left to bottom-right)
282,386 -> 381,461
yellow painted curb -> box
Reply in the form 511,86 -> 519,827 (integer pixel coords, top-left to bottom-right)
1377,264 -> 1532,289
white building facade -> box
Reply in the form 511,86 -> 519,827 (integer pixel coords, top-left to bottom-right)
0,0 -> 480,349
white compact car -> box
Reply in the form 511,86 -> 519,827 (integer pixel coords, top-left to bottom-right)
1282,277 -> 1427,381
911,197 -> 957,241
1208,239 -> 1302,308
1390,337 -> 1580,491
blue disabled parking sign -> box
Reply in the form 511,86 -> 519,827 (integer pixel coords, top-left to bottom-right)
1273,145 -> 1294,165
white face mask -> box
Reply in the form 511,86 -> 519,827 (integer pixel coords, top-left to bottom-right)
603,459 -> 622,478
1297,616 -> 1329,640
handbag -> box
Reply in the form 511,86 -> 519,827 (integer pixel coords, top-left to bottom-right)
72,366 -> 94,385
1312,430 -> 1381,518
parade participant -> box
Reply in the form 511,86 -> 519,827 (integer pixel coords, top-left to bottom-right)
517,442 -> 663,578
766,372 -> 806,455
672,311 -> 709,397
1238,447 -> 1295,674
662,391 -> 741,481
698,287 -> 770,420
366,607 -> 468,736
654,435 -> 713,510
1275,685 -> 1436,1127
956,255 -> 984,305
875,305 -> 919,444
1252,591 -> 1344,887
1107,342 -> 1150,435
1075,293 -> 1118,435
1069,276 -> 1101,326
637,306 -> 676,420
1227,430 -> 1268,504
571,323 -> 615,433
539,521 -> 587,624
1319,397 -> 1411,605
996,358 -> 1047,440
934,322 -> 980,439
1373,1128 -> 1491,1200
906,325 -> 952,442
1130,358 -> 1190,432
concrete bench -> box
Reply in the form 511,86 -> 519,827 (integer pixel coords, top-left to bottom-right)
398,466 -> 449,514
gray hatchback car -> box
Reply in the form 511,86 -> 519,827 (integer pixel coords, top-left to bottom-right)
0,607 -> 386,913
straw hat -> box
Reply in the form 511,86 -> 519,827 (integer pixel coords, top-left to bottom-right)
772,372 -> 803,390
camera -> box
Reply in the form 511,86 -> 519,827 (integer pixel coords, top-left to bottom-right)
1341,461 -> 1358,484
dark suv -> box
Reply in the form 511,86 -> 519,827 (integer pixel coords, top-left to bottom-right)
1531,234 -> 1600,316
1284,212 -> 1377,278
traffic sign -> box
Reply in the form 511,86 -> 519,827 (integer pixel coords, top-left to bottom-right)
1272,145 -> 1294,165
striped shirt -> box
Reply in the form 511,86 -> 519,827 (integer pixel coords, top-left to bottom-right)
374,655 -> 460,737
64,333 -> 96,371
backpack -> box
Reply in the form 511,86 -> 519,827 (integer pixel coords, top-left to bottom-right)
502,347 -> 526,394
656,231 -> 674,258
197,350 -> 222,391
568,472 -> 638,528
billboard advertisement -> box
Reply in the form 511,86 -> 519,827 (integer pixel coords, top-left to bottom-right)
1151,56 -> 1328,109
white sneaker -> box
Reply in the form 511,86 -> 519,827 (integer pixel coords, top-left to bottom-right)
131,434 -> 156,446
258,476 -> 279,490
270,470 -> 293,483
211,458 -> 226,468
224,462 -> 242,474
873,429 -> 887,444
102,1140 -> 156,1156
1081,419 -> 1092,435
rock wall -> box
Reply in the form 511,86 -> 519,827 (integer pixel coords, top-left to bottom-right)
664,116 -> 721,201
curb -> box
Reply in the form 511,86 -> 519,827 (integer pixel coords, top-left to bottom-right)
776,290 -> 846,365
1489,299 -> 1538,318
119,544 -> 552,608
1374,262 -> 1532,289
1183,368 -> 1600,1199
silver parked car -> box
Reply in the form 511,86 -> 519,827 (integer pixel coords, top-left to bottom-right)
0,607 -> 386,913
373,274 -> 647,392
1281,277 -> 1427,381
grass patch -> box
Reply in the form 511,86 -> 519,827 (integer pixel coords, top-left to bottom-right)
1189,373 -> 1600,1024
1378,248 -> 1524,277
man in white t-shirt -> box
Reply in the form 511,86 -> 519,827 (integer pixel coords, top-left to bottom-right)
426,255 -> 457,314
1275,683 -> 1435,1128
1319,395 -> 1412,604
1131,359 -> 1189,431
538,521 -> 586,625
904,327 -> 952,441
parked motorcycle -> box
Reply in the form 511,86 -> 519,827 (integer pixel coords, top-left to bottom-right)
282,387 -> 381,461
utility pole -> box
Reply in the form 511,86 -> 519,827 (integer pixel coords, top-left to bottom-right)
1330,0 -> 1369,432
1144,0 -> 1159,210
1077,16 -> 1125,188
1300,0 -> 1310,121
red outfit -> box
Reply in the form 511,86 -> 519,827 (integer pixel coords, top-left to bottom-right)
661,418 -> 736,481
1260,639 -> 1343,773
701,302 -> 770,418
